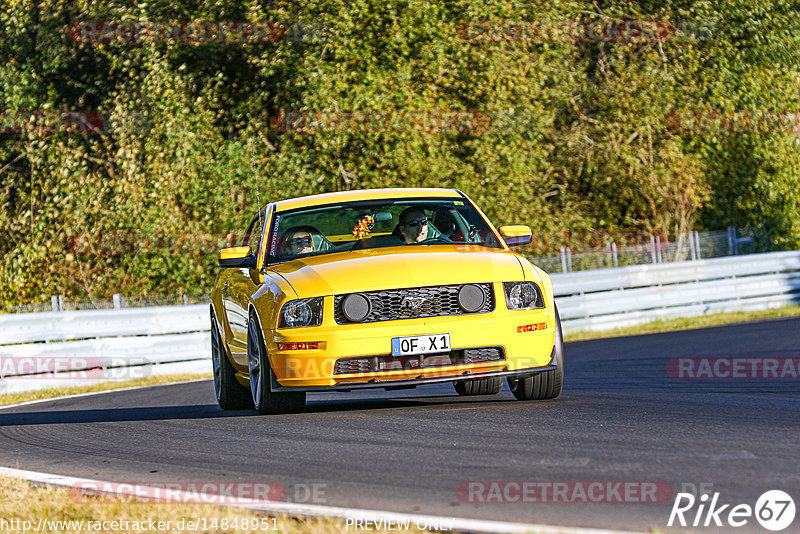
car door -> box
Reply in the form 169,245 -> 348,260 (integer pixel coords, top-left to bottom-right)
223,211 -> 267,368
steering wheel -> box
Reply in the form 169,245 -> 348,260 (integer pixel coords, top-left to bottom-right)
420,236 -> 452,244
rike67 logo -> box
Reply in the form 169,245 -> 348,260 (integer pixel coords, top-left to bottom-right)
668,490 -> 796,531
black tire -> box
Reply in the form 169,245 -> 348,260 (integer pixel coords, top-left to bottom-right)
507,304 -> 564,401
247,313 -> 306,415
211,311 -> 252,410
453,376 -> 503,396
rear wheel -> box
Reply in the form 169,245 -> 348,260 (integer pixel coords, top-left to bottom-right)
453,376 -> 503,396
507,304 -> 564,401
211,311 -> 252,410
247,313 -> 306,415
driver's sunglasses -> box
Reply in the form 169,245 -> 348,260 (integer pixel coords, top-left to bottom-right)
404,218 -> 428,229
289,236 -> 313,248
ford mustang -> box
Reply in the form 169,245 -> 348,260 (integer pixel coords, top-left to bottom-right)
210,188 -> 563,414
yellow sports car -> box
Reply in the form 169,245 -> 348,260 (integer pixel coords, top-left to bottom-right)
210,188 -> 563,414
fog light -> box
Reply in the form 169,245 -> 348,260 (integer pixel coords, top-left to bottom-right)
342,293 -> 371,322
458,284 -> 486,312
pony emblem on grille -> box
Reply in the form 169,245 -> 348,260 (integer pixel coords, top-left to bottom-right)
401,296 -> 428,311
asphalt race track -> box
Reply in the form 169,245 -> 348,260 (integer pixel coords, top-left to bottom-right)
2,317 -> 800,533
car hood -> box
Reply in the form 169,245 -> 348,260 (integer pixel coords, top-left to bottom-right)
268,245 -> 531,297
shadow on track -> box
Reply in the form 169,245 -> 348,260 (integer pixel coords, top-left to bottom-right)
300,395 -> 526,414
0,394 -> 541,426
0,404 -> 235,426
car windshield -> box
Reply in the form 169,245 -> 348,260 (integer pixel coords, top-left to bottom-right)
266,197 -> 503,261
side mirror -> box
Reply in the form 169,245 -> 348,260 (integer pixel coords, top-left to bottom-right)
218,246 -> 257,268
498,225 -> 533,247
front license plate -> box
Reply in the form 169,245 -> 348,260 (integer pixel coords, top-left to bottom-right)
391,333 -> 451,356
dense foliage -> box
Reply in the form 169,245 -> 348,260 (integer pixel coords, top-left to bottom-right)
2,0 -> 799,305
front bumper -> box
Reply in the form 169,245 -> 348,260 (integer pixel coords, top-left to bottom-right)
262,286 -> 556,388
270,363 -> 559,392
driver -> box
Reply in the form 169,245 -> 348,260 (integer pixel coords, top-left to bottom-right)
398,208 -> 429,243
279,226 -> 318,256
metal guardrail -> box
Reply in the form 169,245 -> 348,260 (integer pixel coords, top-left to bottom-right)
0,305 -> 210,391
2,251 -> 798,392
552,250 -> 800,332
0,305 -> 208,345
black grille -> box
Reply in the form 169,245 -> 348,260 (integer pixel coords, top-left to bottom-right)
464,347 -> 505,364
333,347 -> 505,375
333,358 -> 372,375
334,283 -> 494,324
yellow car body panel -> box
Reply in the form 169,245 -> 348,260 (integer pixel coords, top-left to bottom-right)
268,246 -> 535,298
264,291 -> 553,387
211,188 -> 558,392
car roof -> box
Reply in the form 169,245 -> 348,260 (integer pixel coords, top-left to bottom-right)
273,188 -> 464,212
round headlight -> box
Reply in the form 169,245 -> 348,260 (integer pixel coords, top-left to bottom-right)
282,300 -> 313,327
509,283 -> 537,309
458,284 -> 485,313
342,293 -> 371,322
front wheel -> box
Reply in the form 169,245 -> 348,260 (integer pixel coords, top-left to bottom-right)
507,304 -> 564,401
247,313 -> 306,415
211,311 -> 252,410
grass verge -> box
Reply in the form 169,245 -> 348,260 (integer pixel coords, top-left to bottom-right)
0,373 -> 212,407
0,476 -> 416,533
564,305 -> 800,342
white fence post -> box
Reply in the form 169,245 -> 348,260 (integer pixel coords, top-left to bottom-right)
693,230 -> 701,259
728,226 -> 738,255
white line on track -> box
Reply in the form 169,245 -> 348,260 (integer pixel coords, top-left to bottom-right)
0,384 -> 643,534
0,466 -> 642,534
